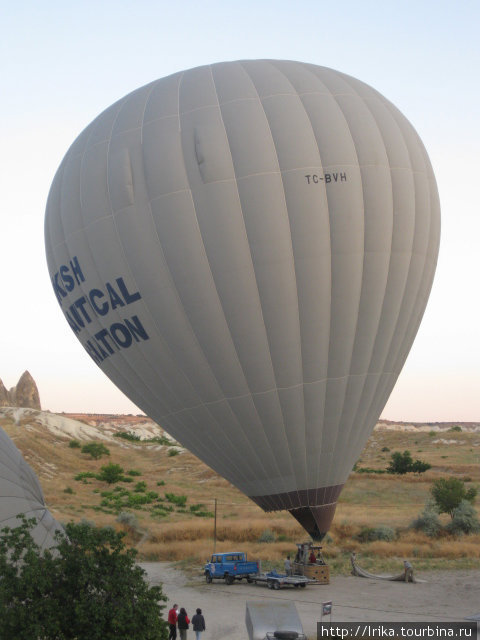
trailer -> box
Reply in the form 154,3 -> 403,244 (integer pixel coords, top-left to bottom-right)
252,570 -> 312,590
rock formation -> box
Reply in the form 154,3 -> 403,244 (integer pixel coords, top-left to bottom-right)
0,379 -> 9,407
0,371 -> 41,409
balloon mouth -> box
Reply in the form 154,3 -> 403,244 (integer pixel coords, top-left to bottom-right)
288,504 -> 337,541
249,484 -> 343,539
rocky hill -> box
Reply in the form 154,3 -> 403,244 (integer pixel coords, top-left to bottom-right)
0,371 -> 41,410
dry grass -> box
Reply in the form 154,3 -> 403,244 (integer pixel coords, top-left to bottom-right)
2,411 -> 480,573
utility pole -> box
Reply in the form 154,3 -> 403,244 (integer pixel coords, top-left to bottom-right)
213,498 -> 217,553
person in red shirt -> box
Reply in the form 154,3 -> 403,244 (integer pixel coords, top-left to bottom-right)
168,603 -> 178,640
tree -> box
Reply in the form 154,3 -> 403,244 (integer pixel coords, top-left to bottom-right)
387,450 -> 431,474
445,500 -> 480,535
81,442 -> 110,459
430,477 -> 477,518
387,450 -> 414,474
0,517 -> 168,640
97,462 -> 125,484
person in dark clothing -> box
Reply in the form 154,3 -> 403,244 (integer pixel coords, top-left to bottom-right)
177,607 -> 190,640
192,608 -> 206,640
167,604 -> 178,640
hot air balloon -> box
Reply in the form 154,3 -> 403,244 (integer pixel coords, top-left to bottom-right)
0,424 -> 61,548
45,60 -> 440,539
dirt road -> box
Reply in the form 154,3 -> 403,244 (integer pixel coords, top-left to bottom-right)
141,563 -> 480,639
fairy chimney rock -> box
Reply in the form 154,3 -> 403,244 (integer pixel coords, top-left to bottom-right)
0,379 -> 9,407
10,371 -> 41,410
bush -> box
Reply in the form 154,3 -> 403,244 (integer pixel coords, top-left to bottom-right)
0,517 -> 168,639
116,512 -> 139,530
114,431 -> 141,442
74,471 -> 97,482
448,425 -> 462,432
410,459 -> 431,473
165,493 -> 187,507
128,469 -> 142,476
357,525 -> 395,543
431,477 -> 477,518
445,500 -> 480,535
81,442 -> 110,459
69,440 -> 81,448
134,481 -> 148,493
411,503 -> 441,537
63,487 -> 75,495
168,449 -> 179,457
97,463 -> 125,484
258,529 -> 275,543
387,450 -> 431,474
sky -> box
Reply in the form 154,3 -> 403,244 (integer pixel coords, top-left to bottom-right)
1,0 -> 479,421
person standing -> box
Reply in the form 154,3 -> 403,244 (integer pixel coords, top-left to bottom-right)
167,603 -> 178,640
192,608 -> 206,640
177,607 -> 190,640
284,556 -> 291,576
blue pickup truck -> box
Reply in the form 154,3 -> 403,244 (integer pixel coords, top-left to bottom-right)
204,552 -> 259,585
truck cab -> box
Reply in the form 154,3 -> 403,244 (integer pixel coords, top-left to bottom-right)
204,551 -> 259,584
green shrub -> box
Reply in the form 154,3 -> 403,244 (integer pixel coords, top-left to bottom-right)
258,529 -> 275,543
445,500 -> 480,535
116,511 -> 139,530
63,487 -> 75,495
156,480 -> 165,486
114,431 -> 141,442
97,463 -> 125,484
165,493 -> 187,507
448,425 -> 462,432
74,472 -> 97,482
381,446 -> 390,452
134,481 -> 147,493
69,440 -> 81,449
127,469 -> 142,476
81,442 -> 110,459
357,525 -> 395,542
387,450 -> 431,474
168,449 -> 179,457
411,503 -> 441,537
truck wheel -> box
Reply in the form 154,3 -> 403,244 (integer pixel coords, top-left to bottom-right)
300,582 -> 306,588
273,581 -> 280,590
267,580 -> 273,589
246,576 -> 253,583
225,574 -> 234,585
294,583 -> 299,588
205,573 -> 212,584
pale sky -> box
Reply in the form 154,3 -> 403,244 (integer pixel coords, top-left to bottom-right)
1,0 -> 479,421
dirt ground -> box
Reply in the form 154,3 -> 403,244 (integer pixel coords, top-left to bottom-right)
141,563 -> 480,639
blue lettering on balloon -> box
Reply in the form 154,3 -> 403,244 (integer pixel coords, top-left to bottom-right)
106,282 -> 125,310
116,277 -> 141,304
89,289 -> 108,316
60,265 -> 74,292
51,257 -> 150,363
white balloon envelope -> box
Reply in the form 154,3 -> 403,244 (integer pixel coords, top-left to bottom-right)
45,61 -> 440,538
0,426 -> 61,548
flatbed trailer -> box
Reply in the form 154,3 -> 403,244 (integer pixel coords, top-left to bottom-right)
252,571 -> 312,590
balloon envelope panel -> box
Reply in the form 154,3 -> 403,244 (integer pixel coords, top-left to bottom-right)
45,60 -> 440,538
0,427 -> 62,549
